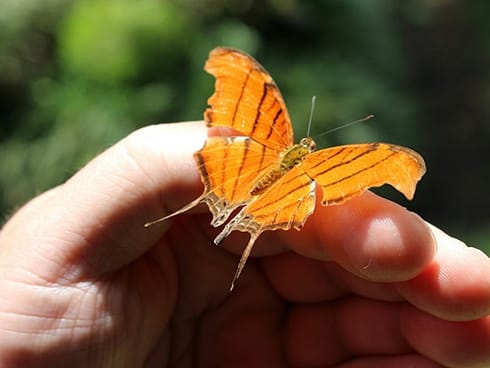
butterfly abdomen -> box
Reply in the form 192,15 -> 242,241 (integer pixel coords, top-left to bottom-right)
250,165 -> 283,196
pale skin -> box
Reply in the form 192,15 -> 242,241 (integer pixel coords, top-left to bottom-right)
0,121 -> 489,367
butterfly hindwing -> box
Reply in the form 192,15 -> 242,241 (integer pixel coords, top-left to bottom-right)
195,136 -> 280,226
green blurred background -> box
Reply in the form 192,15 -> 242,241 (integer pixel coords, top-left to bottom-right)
1,0 -> 489,253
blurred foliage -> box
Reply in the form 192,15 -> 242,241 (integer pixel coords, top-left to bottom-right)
0,0 -> 489,253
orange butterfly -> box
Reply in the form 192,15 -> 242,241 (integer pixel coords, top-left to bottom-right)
146,47 -> 426,291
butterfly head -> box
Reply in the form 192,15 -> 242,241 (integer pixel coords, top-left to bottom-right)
278,137 -> 317,173
299,137 -> 316,153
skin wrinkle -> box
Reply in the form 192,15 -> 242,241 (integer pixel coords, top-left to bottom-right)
2,201 -> 94,285
0,302 -> 65,336
41,191 -> 121,281
0,284 -> 101,345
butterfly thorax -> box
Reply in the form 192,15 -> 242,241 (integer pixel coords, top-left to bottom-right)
250,137 -> 316,196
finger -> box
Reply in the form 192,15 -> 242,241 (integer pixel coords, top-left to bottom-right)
284,298 -> 414,366
262,252 -> 403,303
396,223 -> 490,321
0,122 -> 207,279
283,191 -> 436,283
401,305 -> 490,368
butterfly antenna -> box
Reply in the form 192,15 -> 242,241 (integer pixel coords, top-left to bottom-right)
314,114 -> 375,139
306,96 -> 317,137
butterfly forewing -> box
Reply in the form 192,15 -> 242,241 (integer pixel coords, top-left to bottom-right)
204,47 -> 294,151
303,143 -> 426,205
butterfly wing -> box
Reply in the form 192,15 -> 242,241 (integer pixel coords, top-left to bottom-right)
194,136 -> 280,226
204,47 -> 294,150
194,47 -> 298,226
214,165 -> 316,290
148,47 -> 293,226
147,135 -> 280,227
303,143 -> 426,205
215,165 -> 316,238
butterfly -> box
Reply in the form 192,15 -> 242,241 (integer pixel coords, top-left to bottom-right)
146,47 -> 426,291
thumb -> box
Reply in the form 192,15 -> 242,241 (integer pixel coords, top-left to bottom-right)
0,121 -> 206,280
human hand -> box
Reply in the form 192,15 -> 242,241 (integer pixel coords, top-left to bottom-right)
0,121 -> 489,367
